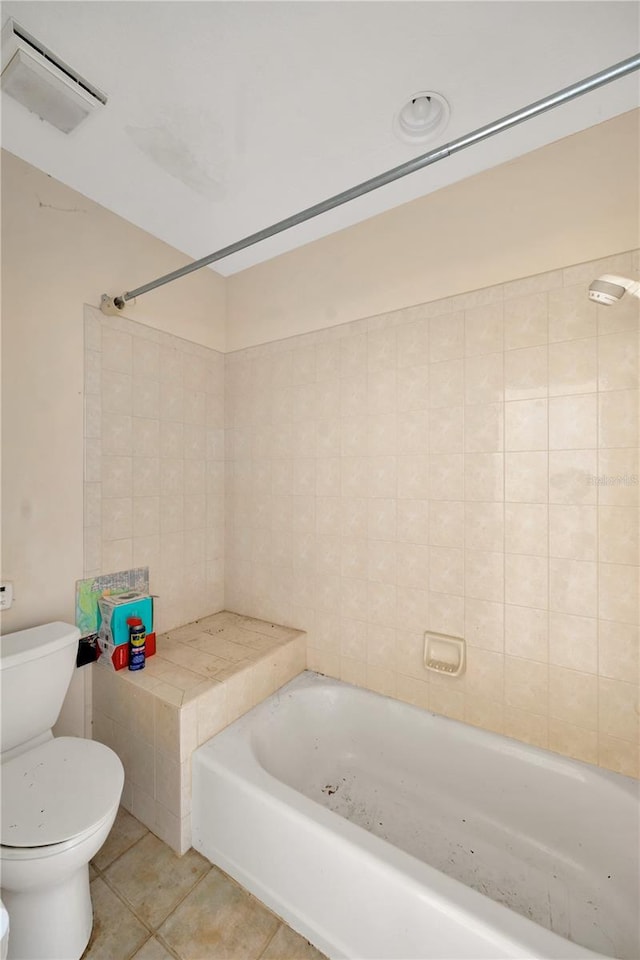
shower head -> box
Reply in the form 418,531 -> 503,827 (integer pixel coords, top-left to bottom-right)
588,274 -> 640,305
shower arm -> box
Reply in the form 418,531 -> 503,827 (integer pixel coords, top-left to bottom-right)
100,52 -> 640,314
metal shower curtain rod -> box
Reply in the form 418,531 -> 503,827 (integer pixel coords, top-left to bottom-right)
101,52 -> 640,313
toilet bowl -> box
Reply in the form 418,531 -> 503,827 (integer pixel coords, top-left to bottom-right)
1,737 -> 124,960
0,623 -> 124,960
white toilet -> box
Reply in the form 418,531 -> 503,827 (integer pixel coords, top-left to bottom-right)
0,622 -> 124,960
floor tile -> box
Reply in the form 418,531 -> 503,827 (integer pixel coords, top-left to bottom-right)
261,924 -> 327,960
82,878 -> 149,960
131,937 -> 176,960
104,832 -> 210,928
93,806 -> 149,870
159,866 -> 279,959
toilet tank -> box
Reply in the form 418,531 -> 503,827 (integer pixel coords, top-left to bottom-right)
0,622 -> 79,756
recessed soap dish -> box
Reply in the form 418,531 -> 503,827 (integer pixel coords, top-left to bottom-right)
424,632 -> 466,677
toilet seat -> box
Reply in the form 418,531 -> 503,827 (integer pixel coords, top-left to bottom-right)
1,737 -> 124,849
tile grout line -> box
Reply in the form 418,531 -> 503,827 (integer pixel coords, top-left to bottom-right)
255,921 -> 284,960
93,827 -> 212,960
92,823 -> 150,874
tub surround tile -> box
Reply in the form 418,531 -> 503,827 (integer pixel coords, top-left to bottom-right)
89,252 -> 639,790
222,250 -> 638,782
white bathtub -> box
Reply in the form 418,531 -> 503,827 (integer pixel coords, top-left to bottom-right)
192,672 -> 639,960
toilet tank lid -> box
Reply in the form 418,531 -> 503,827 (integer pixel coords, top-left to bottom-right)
0,622 -> 79,671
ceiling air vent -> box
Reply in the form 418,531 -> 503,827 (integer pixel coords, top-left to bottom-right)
1,18 -> 106,134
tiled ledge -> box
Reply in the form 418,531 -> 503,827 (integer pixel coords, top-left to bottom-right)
92,611 -> 306,855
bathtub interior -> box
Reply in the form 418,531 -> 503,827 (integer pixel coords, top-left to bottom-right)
250,676 -> 639,960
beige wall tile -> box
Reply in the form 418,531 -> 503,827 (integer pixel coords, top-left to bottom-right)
549,612 -> 598,673
429,406 -> 463,453
428,593 -> 464,638
598,506 -> 639,565
598,677 -> 639,741
598,332 -> 638,392
597,449 -> 639,505
465,302 -> 504,357
429,359 -> 464,408
155,749 -> 181,816
396,499 -> 429,544
598,734 -> 639,778
465,598 -> 504,652
598,620 -> 639,682
429,312 -> 464,362
550,558 -> 597,617
396,542 -> 429,589
549,395 -> 597,450
505,399 -> 547,451
504,656 -> 548,714
599,563 -> 639,624
549,666 -> 598,729
464,694 -> 504,734
548,718 -> 598,765
504,346 -> 548,401
102,328 -> 133,374
465,550 -> 504,602
503,292 -> 548,350
430,454 -> 464,500
464,353 -> 504,405
396,586 -> 429,631
505,554 -> 548,609
549,450 -> 597,504
429,500 -> 464,547
366,663 -> 396,697
396,630 -> 426,681
367,624 -> 397,670
548,286 -> 597,342
465,453 -> 504,501
465,502 -> 504,552
504,706 -> 548,749
340,655 -> 367,686
396,675 -> 430,710
505,452 -> 547,502
429,546 -> 464,596
596,293 -> 640,336
464,403 -> 503,453
465,647 -> 504,700
397,319 -> 429,369
195,683 -> 227,745
549,504 -> 597,560
429,684 -> 465,722
548,339 -> 597,397
599,390 -> 638,448
505,503 -> 548,556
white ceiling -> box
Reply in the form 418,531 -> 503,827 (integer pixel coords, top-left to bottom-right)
2,1 -> 639,277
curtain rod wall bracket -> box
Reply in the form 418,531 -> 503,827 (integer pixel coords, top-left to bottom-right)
100,294 -> 128,315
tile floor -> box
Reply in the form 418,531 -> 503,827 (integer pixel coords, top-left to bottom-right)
84,807 -> 326,960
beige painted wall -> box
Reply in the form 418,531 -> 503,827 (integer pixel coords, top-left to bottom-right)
227,109 -> 640,351
1,150 -> 226,636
